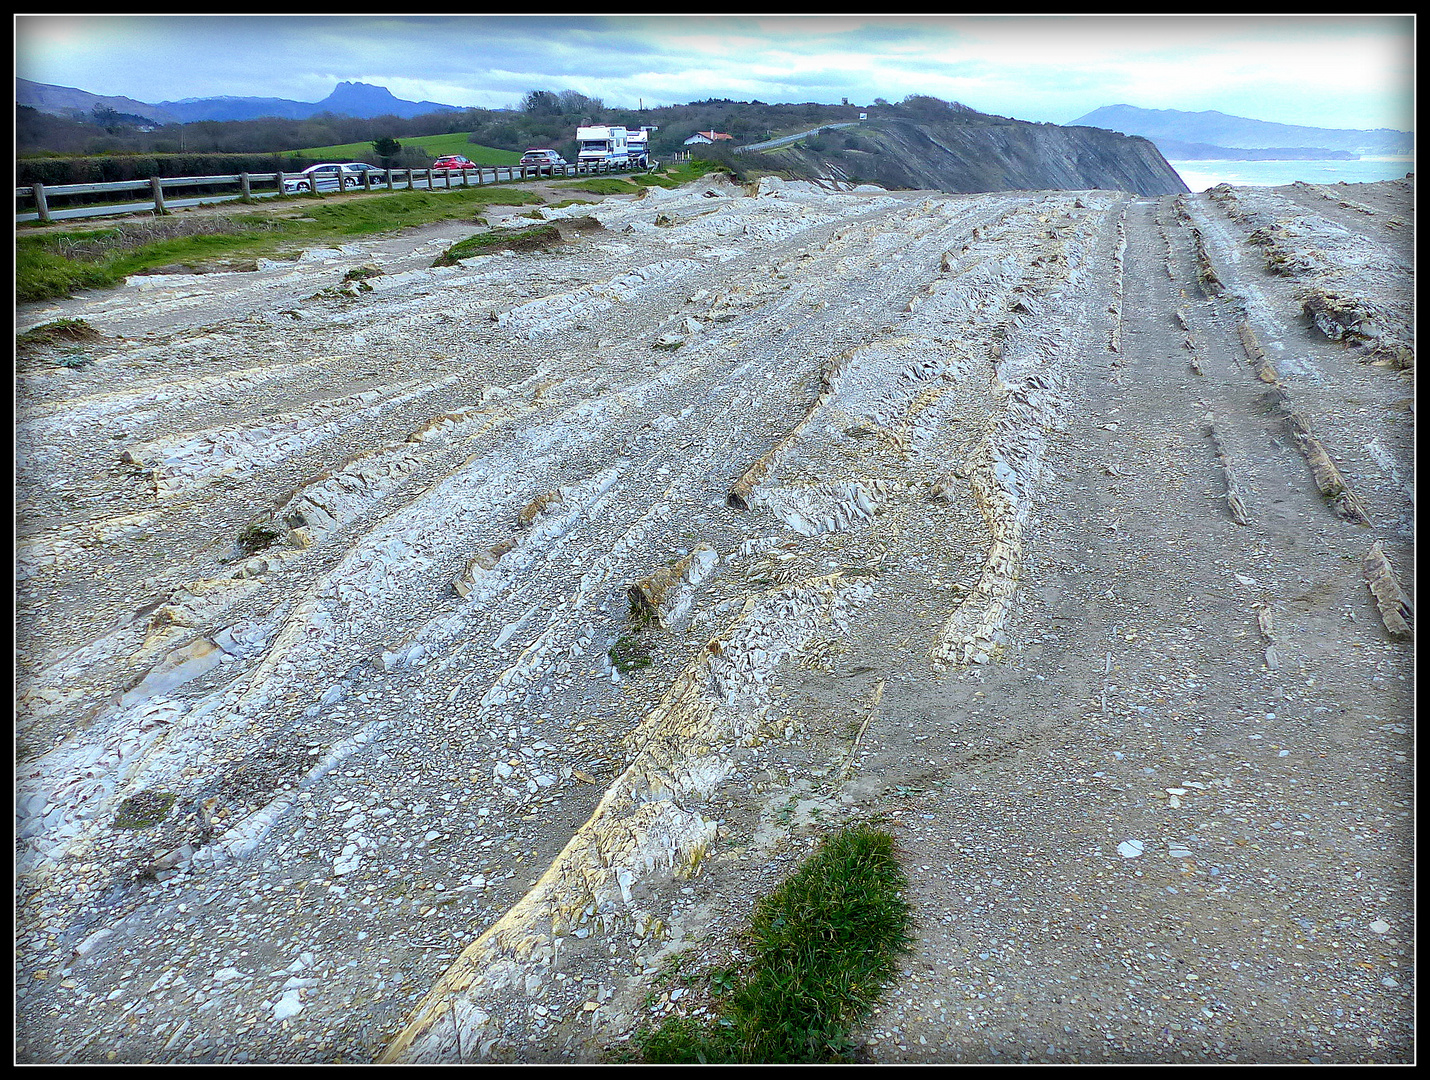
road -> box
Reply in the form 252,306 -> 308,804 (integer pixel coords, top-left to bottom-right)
15,173 -> 1413,1064
736,121 -> 860,153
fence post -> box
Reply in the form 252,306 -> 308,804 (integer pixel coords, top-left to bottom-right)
277,171 -> 286,197
239,172 -> 251,201
32,183 -> 50,223
151,176 -> 167,215
363,171 -> 372,193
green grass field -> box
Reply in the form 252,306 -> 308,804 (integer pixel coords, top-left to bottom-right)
291,132 -> 520,165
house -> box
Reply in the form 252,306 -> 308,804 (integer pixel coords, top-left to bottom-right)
683,130 -> 734,146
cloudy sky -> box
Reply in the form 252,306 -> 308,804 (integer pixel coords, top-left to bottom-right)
14,14 -> 1415,132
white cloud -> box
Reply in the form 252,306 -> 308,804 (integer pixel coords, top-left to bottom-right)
14,14 -> 1413,132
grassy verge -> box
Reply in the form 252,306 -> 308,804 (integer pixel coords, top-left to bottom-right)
631,822 -> 913,1063
16,185 -> 545,304
16,159 -> 734,305
555,177 -> 643,196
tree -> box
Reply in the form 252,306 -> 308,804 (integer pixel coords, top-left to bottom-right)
91,105 -> 122,133
372,136 -> 401,167
900,94 -> 953,118
557,90 -> 603,118
522,90 -> 561,116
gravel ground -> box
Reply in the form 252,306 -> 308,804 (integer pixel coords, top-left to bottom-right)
15,173 -> 1412,1064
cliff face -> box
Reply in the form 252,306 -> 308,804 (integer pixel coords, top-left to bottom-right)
756,116 -> 1190,197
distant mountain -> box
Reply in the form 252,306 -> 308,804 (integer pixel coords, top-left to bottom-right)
16,77 -> 179,125
17,78 -> 462,125
1153,139 -> 1357,162
159,81 -> 462,122
1068,105 -> 1413,158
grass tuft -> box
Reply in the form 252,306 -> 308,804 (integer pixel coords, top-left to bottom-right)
432,223 -> 562,265
608,633 -> 653,674
631,822 -> 913,1063
236,520 -> 283,555
16,317 -> 101,347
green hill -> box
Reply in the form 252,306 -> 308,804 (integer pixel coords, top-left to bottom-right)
292,132 -> 519,164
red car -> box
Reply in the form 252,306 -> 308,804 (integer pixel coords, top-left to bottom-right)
431,155 -> 479,171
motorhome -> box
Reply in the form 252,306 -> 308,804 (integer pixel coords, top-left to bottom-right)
576,125 -> 629,167
626,126 -> 656,166
576,125 -> 658,167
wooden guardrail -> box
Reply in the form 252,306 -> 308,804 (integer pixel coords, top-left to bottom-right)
16,158 -> 656,225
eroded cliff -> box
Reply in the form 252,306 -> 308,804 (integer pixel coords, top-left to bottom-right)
755,115 -> 1189,197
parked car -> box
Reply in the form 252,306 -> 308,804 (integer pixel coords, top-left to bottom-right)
341,162 -> 386,178
431,155 -> 480,171
282,163 -> 361,193
520,149 -> 567,167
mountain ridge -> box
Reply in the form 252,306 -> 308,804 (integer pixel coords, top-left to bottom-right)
1068,104 -> 1412,157
17,78 -> 462,124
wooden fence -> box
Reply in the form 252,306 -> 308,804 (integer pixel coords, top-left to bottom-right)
15,159 -> 655,225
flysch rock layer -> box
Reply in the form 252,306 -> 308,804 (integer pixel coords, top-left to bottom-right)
16,172 -> 1412,1064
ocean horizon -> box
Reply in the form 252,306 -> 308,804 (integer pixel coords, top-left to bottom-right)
1169,156 -> 1415,192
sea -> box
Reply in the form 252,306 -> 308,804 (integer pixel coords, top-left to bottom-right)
1168,156 -> 1415,192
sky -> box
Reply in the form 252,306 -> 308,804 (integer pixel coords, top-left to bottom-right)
13,14 -> 1416,132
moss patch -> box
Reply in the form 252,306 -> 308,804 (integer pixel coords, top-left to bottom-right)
113,791 -> 177,830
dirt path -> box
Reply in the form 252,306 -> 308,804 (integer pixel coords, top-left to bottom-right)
15,175 -> 1412,1063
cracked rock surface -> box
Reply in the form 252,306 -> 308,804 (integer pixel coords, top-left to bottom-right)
16,174 -> 1412,1064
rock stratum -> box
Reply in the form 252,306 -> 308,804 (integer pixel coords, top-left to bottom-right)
16,172 -> 1413,1064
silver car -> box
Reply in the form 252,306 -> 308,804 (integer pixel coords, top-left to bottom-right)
283,163 -> 362,194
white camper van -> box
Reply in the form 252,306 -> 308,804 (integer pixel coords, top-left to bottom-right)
576,125 -> 629,167
626,126 -> 657,167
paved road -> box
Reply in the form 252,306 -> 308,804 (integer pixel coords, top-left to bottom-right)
736,121 -> 860,154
